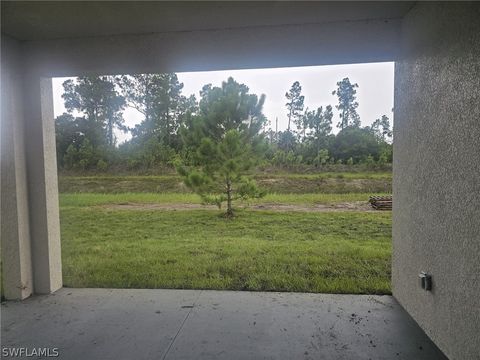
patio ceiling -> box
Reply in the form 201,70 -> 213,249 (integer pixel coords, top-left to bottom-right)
2,1 -> 414,41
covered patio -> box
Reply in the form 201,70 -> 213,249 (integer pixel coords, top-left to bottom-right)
1,2 -> 479,359
2,289 -> 446,359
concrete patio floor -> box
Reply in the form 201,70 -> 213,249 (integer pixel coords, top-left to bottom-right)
1,288 -> 446,360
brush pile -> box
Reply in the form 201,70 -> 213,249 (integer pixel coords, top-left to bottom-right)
369,195 -> 392,210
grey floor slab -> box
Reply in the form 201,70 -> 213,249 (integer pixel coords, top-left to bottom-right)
1,288 -> 447,360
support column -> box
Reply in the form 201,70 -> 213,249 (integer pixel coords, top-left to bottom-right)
24,75 -> 63,294
1,35 -> 34,300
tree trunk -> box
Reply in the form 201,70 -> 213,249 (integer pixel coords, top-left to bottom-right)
287,108 -> 292,132
226,179 -> 233,217
108,118 -> 114,147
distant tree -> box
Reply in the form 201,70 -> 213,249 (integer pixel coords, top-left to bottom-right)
365,154 -> 375,166
62,76 -> 126,147
314,149 -> 330,166
370,115 -> 392,142
297,108 -> 311,142
265,128 -> 276,145
117,73 -> 196,149
330,127 -> 380,162
96,159 -> 108,172
77,138 -> 95,170
116,73 -> 197,168
285,81 -> 304,133
332,78 -> 360,129
63,138 -> 96,170
306,105 -> 333,151
55,113 -> 86,168
277,130 -> 297,152
177,77 -> 266,217
271,149 -> 302,168
116,74 -> 160,131
378,145 -> 393,164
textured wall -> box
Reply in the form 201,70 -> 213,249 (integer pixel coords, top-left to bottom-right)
0,35 -> 33,299
393,3 -> 480,359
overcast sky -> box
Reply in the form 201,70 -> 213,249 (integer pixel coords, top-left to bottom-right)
52,62 -> 394,143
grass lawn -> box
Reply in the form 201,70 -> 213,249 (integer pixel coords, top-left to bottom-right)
58,171 -> 391,194
59,192 -> 389,208
60,200 -> 392,294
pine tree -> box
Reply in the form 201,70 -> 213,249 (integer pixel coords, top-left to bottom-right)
371,115 -> 392,141
177,77 -> 266,217
305,105 -> 333,153
332,78 -> 360,129
117,73 -> 196,149
62,76 -> 125,148
285,81 -> 305,133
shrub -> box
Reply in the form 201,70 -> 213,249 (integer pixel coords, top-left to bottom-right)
96,159 -> 108,172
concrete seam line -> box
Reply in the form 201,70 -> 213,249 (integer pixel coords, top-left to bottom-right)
161,290 -> 203,360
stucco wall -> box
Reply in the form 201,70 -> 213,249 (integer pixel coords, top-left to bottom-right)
1,35 -> 33,299
393,3 -> 480,359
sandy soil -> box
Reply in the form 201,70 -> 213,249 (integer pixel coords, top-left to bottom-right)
100,201 -> 375,212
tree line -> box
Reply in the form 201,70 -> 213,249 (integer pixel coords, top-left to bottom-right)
55,74 -> 392,173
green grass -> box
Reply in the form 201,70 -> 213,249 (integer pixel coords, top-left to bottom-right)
254,193 -> 389,205
58,171 -> 392,295
257,172 -> 392,180
59,192 -> 389,208
58,172 -> 392,194
58,175 -> 184,194
60,192 -> 201,207
60,206 -> 392,294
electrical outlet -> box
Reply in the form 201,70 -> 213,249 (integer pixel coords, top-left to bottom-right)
419,272 -> 432,291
